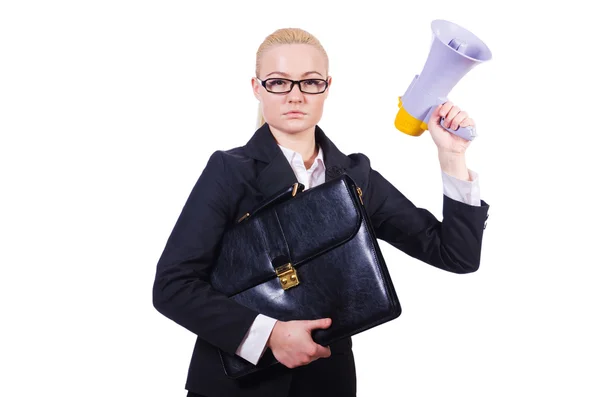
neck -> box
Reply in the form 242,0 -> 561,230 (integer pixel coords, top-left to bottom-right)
271,125 -> 318,168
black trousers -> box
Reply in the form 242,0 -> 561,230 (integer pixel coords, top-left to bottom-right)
286,351 -> 357,397
187,351 -> 357,397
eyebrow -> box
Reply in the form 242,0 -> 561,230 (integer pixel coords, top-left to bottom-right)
265,71 -> 324,78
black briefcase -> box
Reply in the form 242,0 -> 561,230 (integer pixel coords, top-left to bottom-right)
210,174 -> 401,378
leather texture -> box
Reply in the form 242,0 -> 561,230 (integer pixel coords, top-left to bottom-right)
210,174 -> 402,379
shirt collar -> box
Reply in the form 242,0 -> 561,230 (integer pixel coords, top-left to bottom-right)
278,144 -> 325,170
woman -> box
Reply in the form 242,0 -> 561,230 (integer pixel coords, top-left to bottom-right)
153,27 -> 490,397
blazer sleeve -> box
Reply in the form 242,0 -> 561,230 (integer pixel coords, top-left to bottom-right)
365,167 -> 490,274
152,151 -> 260,355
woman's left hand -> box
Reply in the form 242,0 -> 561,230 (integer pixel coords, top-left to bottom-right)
428,101 -> 475,155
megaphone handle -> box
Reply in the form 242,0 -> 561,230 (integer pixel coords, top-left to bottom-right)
439,118 -> 477,141
425,98 -> 478,141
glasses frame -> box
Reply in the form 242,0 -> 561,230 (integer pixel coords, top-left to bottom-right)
256,77 -> 329,94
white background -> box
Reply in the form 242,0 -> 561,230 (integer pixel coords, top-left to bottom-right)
1,0 -> 599,396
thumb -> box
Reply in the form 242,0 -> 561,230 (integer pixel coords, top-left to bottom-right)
304,318 -> 332,331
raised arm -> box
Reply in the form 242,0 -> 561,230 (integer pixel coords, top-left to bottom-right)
364,167 -> 489,274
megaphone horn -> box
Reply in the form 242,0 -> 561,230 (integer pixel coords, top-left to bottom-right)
394,19 -> 492,141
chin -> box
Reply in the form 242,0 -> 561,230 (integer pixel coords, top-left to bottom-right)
274,119 -> 316,134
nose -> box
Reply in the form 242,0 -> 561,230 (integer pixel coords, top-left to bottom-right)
287,82 -> 304,102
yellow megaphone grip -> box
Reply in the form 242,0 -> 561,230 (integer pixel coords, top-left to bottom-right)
394,97 -> 428,136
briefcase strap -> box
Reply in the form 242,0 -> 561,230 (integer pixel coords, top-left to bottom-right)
237,182 -> 305,223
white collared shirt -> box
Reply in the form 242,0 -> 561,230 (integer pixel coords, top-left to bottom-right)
235,144 -> 483,365
277,143 -> 326,190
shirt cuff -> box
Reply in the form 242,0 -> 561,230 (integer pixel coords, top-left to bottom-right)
235,314 -> 278,365
442,169 -> 481,207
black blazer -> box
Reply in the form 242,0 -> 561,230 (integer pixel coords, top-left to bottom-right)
152,123 -> 490,397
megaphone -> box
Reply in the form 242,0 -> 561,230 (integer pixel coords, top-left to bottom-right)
394,19 -> 492,141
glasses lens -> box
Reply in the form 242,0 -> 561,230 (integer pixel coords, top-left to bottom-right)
300,79 -> 327,93
264,79 -> 292,93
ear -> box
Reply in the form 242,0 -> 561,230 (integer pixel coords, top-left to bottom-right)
324,76 -> 332,99
251,77 -> 261,100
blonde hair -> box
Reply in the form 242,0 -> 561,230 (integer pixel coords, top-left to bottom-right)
254,28 -> 329,129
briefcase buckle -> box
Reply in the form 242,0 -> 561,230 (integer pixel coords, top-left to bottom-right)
275,263 -> 300,290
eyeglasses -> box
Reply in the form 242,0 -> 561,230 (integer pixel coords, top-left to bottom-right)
256,77 -> 329,94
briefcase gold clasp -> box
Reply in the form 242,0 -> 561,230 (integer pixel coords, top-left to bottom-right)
356,186 -> 364,205
275,263 -> 300,290
292,182 -> 300,197
237,212 -> 250,223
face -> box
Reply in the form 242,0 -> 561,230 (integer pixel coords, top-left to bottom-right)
252,44 -> 331,136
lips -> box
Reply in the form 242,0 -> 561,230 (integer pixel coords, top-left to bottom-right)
285,112 -> 305,119
285,111 -> 306,115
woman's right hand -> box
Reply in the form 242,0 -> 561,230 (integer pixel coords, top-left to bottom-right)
266,318 -> 332,368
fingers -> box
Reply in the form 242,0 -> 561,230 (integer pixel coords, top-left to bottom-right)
450,110 -> 469,130
438,101 -> 454,124
303,319 -> 332,361
313,344 -> 331,359
444,106 -> 461,129
304,318 -> 332,331
292,344 -> 331,368
459,116 -> 475,128
438,101 -> 475,130
270,319 -> 335,369
307,344 -> 331,364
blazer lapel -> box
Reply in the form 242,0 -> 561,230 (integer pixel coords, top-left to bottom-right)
243,123 -> 353,199
316,126 -> 352,183
244,123 -> 299,199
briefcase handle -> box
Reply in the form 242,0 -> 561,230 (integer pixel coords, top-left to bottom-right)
237,182 -> 305,223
